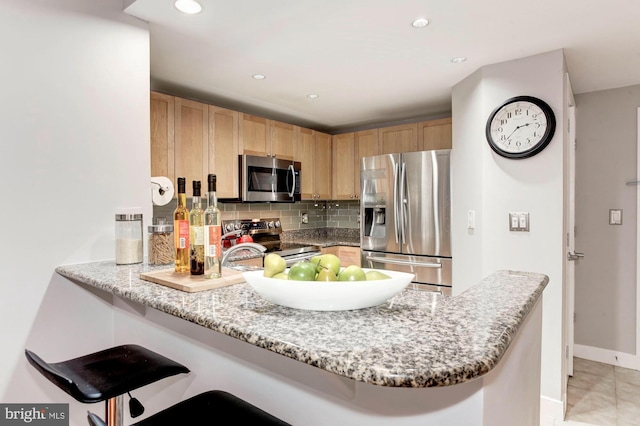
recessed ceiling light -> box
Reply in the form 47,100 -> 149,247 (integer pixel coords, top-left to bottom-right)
306,94 -> 319,99
412,18 -> 429,28
175,0 -> 202,15
252,74 -> 266,80
451,57 -> 467,63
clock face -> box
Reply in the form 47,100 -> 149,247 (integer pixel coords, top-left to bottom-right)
485,96 -> 556,159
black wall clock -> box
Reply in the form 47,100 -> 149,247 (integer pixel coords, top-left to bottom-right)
485,96 -> 556,159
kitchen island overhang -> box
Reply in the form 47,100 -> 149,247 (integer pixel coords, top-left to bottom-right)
52,262 -> 547,425
55,262 -> 547,389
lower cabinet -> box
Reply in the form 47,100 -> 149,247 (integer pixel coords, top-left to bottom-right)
322,246 -> 361,267
232,256 -> 264,268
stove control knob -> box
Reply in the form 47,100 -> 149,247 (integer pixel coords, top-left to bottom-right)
274,220 -> 281,229
234,223 -> 242,230
225,224 -> 235,232
267,221 -> 275,229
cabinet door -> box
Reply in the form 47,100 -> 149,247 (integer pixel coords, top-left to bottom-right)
339,246 -> 361,267
314,131 -> 332,200
271,120 -> 295,160
175,98 -> 208,190
354,129 -> 380,200
321,246 -> 361,267
379,123 -> 418,154
418,118 -> 452,151
295,126 -> 315,200
150,92 -> 175,183
209,106 -> 239,199
240,114 -> 270,157
331,133 -> 356,200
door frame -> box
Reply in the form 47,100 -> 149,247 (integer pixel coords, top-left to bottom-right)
636,107 -> 640,365
562,73 -> 576,415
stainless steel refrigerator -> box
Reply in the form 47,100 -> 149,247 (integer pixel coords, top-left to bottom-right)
360,149 -> 452,293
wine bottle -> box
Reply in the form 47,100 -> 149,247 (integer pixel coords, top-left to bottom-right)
189,180 -> 205,275
204,174 -> 222,278
173,177 -> 190,273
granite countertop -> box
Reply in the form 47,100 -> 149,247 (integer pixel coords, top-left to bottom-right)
55,261 -> 547,388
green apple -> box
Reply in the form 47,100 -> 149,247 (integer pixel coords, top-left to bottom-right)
315,268 -> 337,281
288,261 -> 317,281
313,253 -> 341,276
365,270 -> 391,280
263,253 -> 286,278
338,265 -> 366,281
272,271 -> 289,280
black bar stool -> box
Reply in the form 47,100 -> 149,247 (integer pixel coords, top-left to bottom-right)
26,345 -> 290,425
25,344 -> 189,425
87,390 -> 291,426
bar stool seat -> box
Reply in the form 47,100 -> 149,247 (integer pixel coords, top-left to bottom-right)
25,344 -> 190,403
88,390 -> 290,426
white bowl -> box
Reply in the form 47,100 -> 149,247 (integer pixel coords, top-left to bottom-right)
242,268 -> 414,311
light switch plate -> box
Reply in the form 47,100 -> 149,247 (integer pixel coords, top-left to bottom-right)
509,212 -> 530,232
609,209 -> 622,225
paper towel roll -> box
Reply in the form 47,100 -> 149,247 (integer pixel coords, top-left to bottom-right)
151,176 -> 175,206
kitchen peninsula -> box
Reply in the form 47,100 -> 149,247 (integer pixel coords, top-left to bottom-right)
56,261 -> 547,425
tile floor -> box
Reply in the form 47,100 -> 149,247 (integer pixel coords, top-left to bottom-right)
556,357 -> 640,425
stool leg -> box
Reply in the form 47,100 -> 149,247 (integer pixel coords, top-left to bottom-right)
105,395 -> 123,426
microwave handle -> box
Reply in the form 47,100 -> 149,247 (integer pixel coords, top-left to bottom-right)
287,164 -> 296,198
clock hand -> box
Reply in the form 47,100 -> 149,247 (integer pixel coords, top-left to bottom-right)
505,122 -> 531,141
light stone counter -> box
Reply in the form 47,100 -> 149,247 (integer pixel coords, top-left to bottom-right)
55,261 -> 547,389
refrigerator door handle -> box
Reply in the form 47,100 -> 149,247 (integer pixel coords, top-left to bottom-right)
393,162 -> 400,244
399,161 -> 407,245
364,255 -> 443,269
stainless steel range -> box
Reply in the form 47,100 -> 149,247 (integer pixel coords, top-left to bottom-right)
222,218 -> 321,266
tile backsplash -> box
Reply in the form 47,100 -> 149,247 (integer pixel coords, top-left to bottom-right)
153,200 -> 360,231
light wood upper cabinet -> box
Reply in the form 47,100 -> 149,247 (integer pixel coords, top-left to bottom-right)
208,105 -> 239,199
270,120 -> 295,160
418,117 -> 452,151
150,92 -> 175,184
240,113 -> 270,157
354,129 -> 380,197
379,123 -> 418,154
331,132 -> 356,200
331,130 -> 380,200
295,126 -> 315,200
314,131 -> 332,200
240,114 -> 294,160
296,129 -> 332,200
174,98 -> 209,191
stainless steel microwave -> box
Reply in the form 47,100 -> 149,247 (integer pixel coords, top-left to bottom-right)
240,155 -> 301,202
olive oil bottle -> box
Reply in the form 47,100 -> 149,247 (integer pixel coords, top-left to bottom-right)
173,177 -> 190,273
189,180 -> 205,275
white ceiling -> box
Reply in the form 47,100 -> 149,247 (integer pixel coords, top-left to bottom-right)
125,0 -> 640,133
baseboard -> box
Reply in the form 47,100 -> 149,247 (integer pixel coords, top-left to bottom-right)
573,344 -> 639,370
540,395 -> 563,426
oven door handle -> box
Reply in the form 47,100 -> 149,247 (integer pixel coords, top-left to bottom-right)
365,255 -> 442,269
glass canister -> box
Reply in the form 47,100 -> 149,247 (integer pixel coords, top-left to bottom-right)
115,213 -> 143,265
148,217 -> 174,265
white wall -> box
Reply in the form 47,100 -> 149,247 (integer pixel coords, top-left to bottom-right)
451,50 -> 567,421
0,0 -> 150,423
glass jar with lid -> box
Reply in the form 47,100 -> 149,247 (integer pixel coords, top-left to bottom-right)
115,213 -> 143,265
148,217 -> 174,265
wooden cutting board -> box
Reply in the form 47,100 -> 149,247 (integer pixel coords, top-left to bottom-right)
140,267 -> 245,292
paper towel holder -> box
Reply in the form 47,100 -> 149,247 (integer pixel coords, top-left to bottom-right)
151,176 -> 175,206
